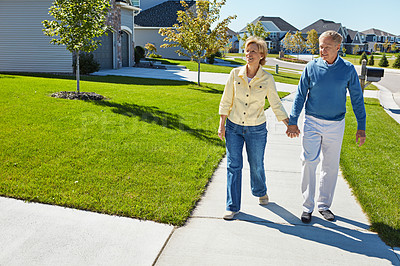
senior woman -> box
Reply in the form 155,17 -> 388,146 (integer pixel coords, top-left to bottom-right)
218,36 -> 289,220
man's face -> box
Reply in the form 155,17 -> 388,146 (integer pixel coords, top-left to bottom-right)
319,36 -> 341,64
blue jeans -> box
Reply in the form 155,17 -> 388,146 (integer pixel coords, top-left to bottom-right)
225,119 -> 268,212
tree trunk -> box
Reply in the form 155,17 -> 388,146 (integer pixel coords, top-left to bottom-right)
76,51 -> 80,93
197,57 -> 201,86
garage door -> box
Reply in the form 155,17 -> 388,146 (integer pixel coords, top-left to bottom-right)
92,30 -> 114,70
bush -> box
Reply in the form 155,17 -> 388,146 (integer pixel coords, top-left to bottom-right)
72,52 -> 100,75
206,53 -> 216,64
149,54 -> 162,59
214,51 -> 223,58
359,52 -> 368,64
378,53 -> 389,67
134,46 -> 145,64
393,54 -> 400,69
367,55 -> 374,66
278,57 -> 308,64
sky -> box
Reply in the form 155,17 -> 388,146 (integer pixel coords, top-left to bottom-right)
218,0 -> 400,36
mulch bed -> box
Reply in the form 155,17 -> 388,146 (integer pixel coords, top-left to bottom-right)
51,91 -> 105,101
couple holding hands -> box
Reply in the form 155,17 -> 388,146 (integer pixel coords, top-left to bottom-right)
218,31 -> 366,223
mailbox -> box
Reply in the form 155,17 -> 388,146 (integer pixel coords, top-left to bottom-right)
366,67 -> 384,82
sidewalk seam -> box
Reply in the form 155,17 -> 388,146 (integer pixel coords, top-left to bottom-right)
152,226 -> 177,266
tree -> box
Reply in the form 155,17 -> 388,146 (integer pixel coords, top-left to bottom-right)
393,53 -> 400,68
282,32 -> 294,54
390,42 -> 397,53
382,39 -> 390,53
359,52 -> 368,64
373,43 -> 378,53
306,29 -> 318,59
42,0 -> 110,92
239,21 -> 270,49
353,45 -> 360,55
379,53 -> 389,67
145,43 -> 157,57
367,54 -> 375,66
159,0 -> 236,85
292,31 -> 306,59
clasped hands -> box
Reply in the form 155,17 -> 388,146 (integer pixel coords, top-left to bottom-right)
286,125 -> 300,138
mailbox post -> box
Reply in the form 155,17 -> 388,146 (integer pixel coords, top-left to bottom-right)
358,59 -> 384,92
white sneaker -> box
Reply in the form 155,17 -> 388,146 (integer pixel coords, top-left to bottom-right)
223,210 -> 239,220
259,194 -> 269,205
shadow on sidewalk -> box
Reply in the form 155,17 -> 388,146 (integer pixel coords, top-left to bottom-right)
234,203 -> 397,264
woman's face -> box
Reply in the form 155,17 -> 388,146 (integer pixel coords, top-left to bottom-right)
245,43 -> 262,66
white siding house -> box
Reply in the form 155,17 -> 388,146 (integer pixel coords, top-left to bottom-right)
0,0 -> 140,73
0,0 -> 72,72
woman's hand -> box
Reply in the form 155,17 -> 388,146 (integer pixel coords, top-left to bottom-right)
218,115 -> 227,141
218,124 -> 225,141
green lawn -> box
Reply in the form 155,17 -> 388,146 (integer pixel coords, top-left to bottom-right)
341,98 -> 400,247
151,58 -> 301,85
344,53 -> 399,69
0,73 -> 286,226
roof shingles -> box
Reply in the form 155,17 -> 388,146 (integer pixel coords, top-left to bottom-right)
135,1 -> 196,27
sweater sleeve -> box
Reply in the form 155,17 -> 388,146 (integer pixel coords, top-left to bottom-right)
348,66 -> 367,130
288,65 -> 310,126
219,69 -> 235,116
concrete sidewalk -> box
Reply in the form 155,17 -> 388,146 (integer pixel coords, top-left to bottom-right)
1,67 -> 399,265
155,93 -> 400,266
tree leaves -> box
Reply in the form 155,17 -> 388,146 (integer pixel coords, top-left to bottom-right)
42,0 -> 111,53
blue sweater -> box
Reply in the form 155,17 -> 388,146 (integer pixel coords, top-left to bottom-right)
289,57 -> 366,130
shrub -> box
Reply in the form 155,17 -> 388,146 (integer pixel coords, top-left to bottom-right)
149,54 -> 162,59
367,55 -> 374,66
206,53 -> 216,64
134,46 -> 145,64
72,52 -> 100,75
393,53 -> 400,68
214,51 -> 223,58
359,52 -> 368,64
378,53 -> 389,67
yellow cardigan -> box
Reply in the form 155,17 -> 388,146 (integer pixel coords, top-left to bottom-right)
219,65 -> 288,126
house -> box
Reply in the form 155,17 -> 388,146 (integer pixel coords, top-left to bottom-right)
134,0 -> 196,59
360,28 -> 398,52
238,16 -> 298,53
343,28 -> 364,54
227,28 -> 239,53
301,19 -> 368,54
0,0 -> 140,73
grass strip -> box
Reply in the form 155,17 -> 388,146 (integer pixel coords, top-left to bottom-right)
341,97 -> 400,247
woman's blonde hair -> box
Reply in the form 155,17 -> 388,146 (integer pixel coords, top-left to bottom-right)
245,36 -> 268,65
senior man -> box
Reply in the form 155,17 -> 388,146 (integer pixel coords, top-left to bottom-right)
286,30 -> 366,223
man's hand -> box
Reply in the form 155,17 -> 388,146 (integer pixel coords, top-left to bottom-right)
356,130 -> 366,147
286,125 -> 300,138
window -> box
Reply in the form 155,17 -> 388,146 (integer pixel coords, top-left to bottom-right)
131,0 -> 140,7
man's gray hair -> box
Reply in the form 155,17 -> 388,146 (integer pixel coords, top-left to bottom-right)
319,30 -> 343,44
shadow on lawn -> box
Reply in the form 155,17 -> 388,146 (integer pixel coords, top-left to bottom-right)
92,100 -> 223,147
0,72 -> 194,87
